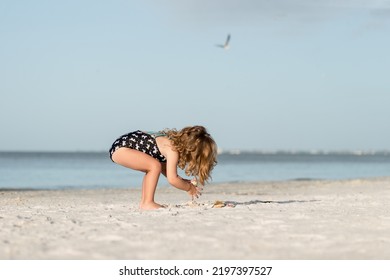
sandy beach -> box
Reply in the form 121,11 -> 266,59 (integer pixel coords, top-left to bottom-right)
1,177 -> 390,260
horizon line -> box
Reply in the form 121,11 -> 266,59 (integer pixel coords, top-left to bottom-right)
1,149 -> 390,155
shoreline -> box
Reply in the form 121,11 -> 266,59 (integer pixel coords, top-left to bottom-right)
2,175 -> 390,191
1,177 -> 390,259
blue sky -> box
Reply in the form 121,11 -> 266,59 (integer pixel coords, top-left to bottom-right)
1,0 -> 390,152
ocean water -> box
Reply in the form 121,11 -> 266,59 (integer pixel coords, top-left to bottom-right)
1,151 -> 390,190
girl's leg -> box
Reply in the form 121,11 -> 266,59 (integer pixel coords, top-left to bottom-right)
111,148 -> 162,210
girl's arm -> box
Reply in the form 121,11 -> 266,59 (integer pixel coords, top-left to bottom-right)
165,150 -> 201,198
165,151 -> 191,191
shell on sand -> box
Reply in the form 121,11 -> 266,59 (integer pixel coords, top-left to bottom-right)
212,200 -> 226,208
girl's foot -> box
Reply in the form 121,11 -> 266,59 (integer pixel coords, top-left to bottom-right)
139,202 -> 164,210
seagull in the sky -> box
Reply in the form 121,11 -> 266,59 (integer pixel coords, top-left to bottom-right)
216,34 -> 231,50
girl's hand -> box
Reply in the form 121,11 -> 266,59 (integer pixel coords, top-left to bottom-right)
186,180 -> 203,200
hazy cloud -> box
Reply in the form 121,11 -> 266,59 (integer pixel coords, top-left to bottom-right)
157,0 -> 390,23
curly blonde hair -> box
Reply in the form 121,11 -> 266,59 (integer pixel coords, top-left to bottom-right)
163,125 -> 218,185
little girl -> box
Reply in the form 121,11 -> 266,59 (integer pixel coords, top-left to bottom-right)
109,125 -> 218,210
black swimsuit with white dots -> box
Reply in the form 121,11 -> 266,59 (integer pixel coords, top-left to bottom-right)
109,130 -> 167,162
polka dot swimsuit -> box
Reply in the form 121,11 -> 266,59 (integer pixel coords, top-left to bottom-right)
109,130 -> 167,162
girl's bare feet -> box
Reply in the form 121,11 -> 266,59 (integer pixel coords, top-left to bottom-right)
139,202 -> 164,210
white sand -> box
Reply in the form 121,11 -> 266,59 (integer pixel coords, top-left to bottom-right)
1,178 -> 390,260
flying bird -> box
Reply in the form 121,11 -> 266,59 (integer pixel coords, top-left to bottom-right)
216,34 -> 231,50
